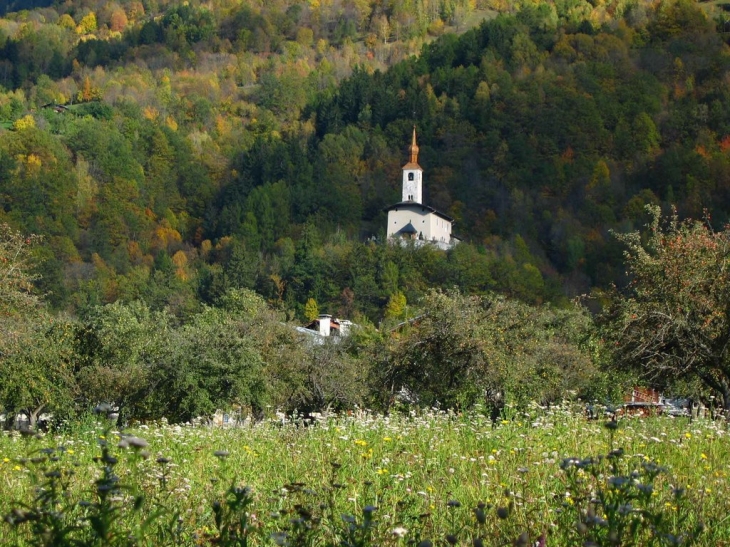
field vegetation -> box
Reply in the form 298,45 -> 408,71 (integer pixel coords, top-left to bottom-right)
1,406 -> 726,545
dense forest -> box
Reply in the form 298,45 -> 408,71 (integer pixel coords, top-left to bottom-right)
2,0 -> 730,421
0,0 -> 728,321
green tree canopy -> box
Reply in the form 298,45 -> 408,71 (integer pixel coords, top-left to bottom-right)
599,206 -> 730,410
374,289 -> 597,410
0,224 -> 42,335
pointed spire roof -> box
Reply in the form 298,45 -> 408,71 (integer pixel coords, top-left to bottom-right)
409,126 -> 419,163
403,126 -> 422,170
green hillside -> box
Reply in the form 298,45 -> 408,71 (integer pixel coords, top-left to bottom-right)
0,0 -> 729,320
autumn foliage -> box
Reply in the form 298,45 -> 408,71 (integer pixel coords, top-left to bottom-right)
600,206 -> 730,409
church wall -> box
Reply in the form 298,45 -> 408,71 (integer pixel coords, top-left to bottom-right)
425,214 -> 451,244
387,207 -> 430,239
387,206 -> 452,243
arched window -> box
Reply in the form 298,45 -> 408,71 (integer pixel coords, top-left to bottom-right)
408,173 -> 414,181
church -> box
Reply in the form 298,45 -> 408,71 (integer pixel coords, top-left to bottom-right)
385,128 -> 457,250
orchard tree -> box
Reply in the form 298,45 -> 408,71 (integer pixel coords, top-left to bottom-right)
0,224 -> 42,341
600,206 -> 730,410
0,225 -> 79,428
151,306 -> 267,422
374,289 -> 597,411
74,301 -> 172,420
0,319 -> 79,428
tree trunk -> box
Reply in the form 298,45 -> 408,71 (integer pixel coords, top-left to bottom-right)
722,385 -> 730,415
28,403 -> 45,430
699,370 -> 730,417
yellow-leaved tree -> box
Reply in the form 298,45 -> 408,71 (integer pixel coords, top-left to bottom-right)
76,12 -> 97,34
384,291 -> 407,320
304,298 -> 319,321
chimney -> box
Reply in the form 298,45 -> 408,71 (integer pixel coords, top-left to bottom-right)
338,320 -> 352,336
318,314 -> 331,336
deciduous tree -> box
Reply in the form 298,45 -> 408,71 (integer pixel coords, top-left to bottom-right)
304,297 -> 319,321
599,206 -> 730,410
375,289 -> 595,410
0,224 -> 44,347
0,318 -> 79,428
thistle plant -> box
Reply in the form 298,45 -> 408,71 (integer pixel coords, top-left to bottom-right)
559,421 -> 705,546
2,404 -> 162,547
339,504 -> 377,547
210,484 -> 255,547
3,446 -> 78,546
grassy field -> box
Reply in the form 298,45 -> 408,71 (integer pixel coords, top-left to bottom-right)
1,405 -> 729,546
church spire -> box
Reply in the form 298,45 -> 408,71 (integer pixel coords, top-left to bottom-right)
401,126 -> 423,203
408,126 -> 419,165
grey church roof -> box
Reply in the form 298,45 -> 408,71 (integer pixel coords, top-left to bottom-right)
384,201 -> 454,222
394,222 -> 418,235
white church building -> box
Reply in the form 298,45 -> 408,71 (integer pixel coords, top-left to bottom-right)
385,128 -> 457,250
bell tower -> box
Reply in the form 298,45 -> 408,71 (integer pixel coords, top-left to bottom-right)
402,126 -> 423,203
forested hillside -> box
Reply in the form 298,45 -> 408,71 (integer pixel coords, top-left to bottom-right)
0,0 -> 729,321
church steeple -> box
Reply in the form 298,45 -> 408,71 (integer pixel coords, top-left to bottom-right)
408,126 -> 419,165
402,126 -> 423,203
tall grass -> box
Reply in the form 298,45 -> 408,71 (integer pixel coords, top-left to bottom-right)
1,404 -> 728,545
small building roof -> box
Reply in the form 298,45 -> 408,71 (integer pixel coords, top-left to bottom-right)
384,201 -> 454,222
41,103 -> 70,113
303,316 -> 344,332
402,161 -> 422,171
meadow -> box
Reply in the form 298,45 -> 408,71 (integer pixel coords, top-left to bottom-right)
1,405 -> 728,546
